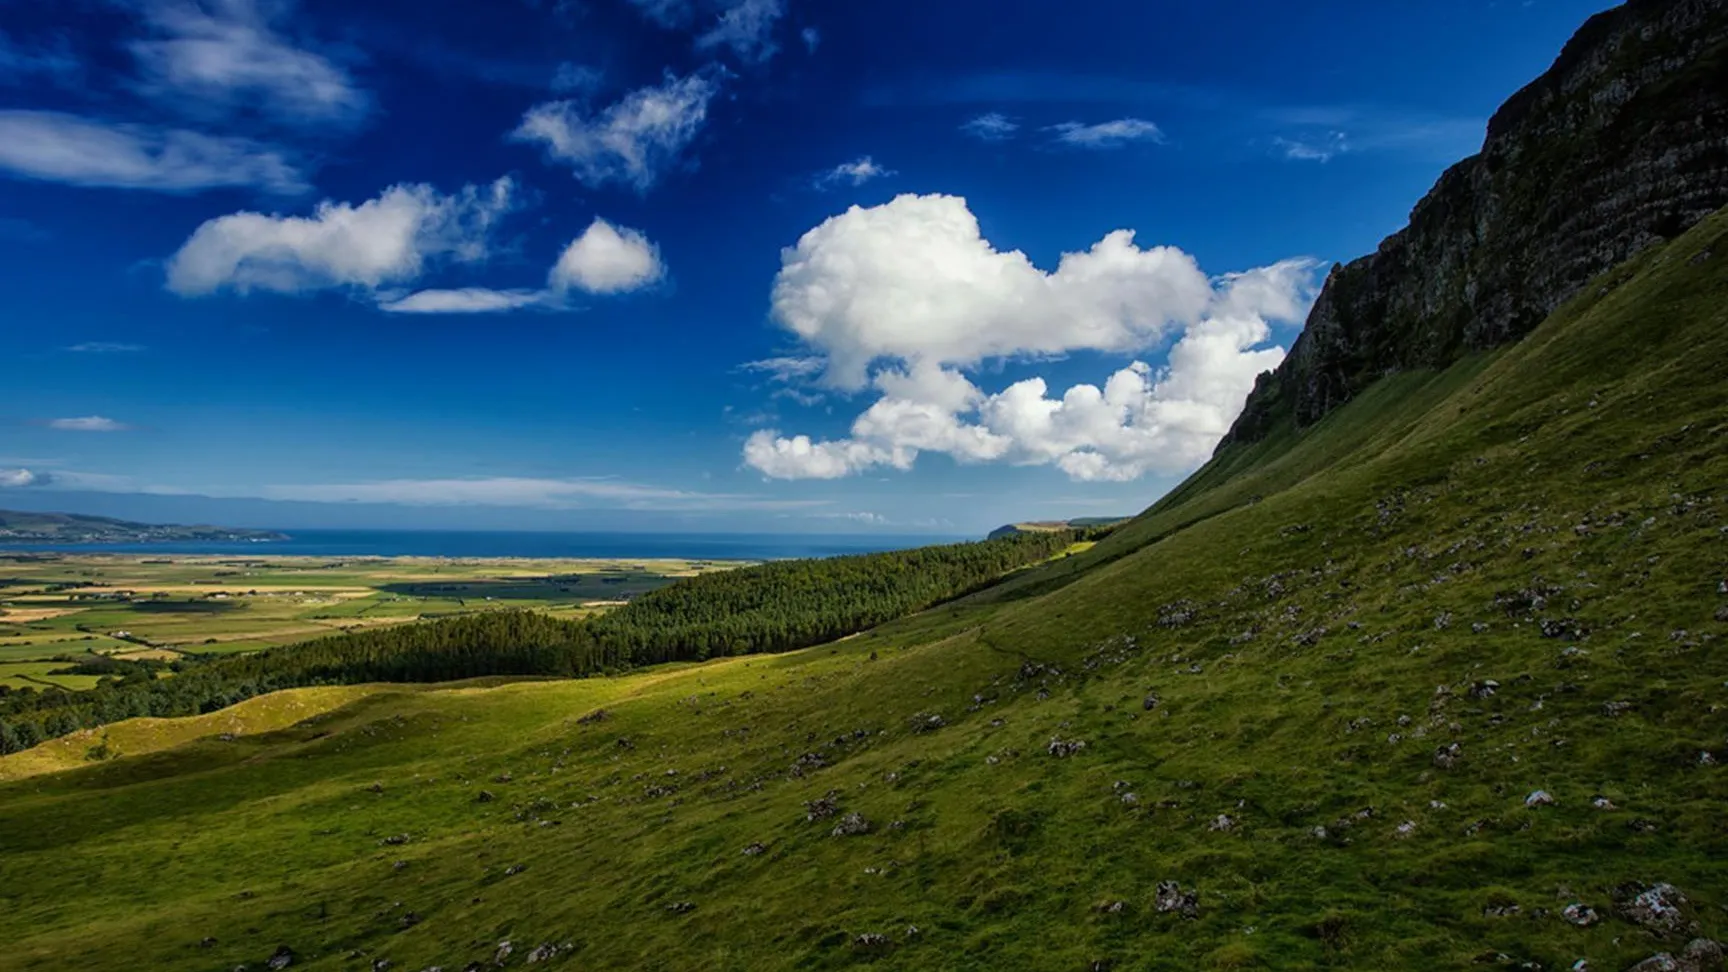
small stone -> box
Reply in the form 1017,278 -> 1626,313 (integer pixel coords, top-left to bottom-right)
1618,883 -> 1689,932
267,946 -> 295,971
666,901 -> 695,915
380,834 -> 410,846
504,864 -> 526,876
1153,880 -> 1199,919
1433,742 -> 1463,769
852,933 -> 891,950
1562,903 -> 1600,927
831,812 -> 871,837
1603,700 -> 1633,717
1047,737 -> 1087,758
742,842 -> 766,856
475,790 -> 495,803
1700,751 -> 1718,767
1592,795 -> 1616,810
493,941 -> 513,965
1396,820 -> 1417,836
1524,789 -> 1556,808
1208,813 -> 1236,832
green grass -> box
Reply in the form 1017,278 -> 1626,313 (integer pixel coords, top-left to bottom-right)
1,213 -> 1726,972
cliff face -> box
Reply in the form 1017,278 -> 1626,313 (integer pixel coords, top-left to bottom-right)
1224,0 -> 1728,445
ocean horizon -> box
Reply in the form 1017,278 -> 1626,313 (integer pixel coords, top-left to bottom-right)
0,528 -> 974,561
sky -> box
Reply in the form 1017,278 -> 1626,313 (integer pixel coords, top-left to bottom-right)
0,0 -> 1612,536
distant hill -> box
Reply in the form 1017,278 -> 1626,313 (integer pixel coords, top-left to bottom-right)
0,509 -> 287,544
987,517 -> 1130,540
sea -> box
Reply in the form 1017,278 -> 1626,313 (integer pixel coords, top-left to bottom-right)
0,529 -> 971,561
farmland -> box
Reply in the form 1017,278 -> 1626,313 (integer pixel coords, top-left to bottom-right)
0,554 -> 739,690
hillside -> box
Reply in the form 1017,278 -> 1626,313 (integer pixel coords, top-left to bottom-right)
0,197 -> 1723,972
2,5 -> 1727,972
0,509 -> 287,544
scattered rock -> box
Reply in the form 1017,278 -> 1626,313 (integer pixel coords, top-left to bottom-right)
852,933 -> 891,951
366,782 -> 384,794
1603,700 -> 1634,718
1047,737 -> 1087,758
1525,790 -> 1556,808
576,708 -> 609,725
504,864 -> 526,877
910,713 -> 946,733
267,946 -> 295,970
666,901 -> 695,915
381,834 -> 410,846
493,941 -> 513,965
1142,692 -> 1161,712
831,812 -> 871,837
476,791 -> 495,804
1469,680 -> 1501,700
1153,881 -> 1199,919
1562,903 -> 1601,927
1617,882 -> 1689,933
804,792 -> 841,821
372,960 -> 391,972
1434,743 -> 1463,769
1208,814 -> 1236,832
1592,796 -> 1617,810
524,943 -> 569,964
1700,752 -> 1718,767
1624,939 -> 1724,972
1396,820 -> 1417,836
742,842 -> 766,856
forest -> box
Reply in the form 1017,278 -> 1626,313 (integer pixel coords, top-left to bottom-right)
0,530 -> 1088,754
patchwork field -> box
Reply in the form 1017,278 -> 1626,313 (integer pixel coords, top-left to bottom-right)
0,554 -> 741,686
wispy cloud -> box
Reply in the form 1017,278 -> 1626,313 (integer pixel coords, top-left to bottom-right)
67,342 -> 145,354
48,416 -> 130,432
801,27 -> 820,54
512,72 -> 718,193
696,0 -> 785,65
1274,132 -> 1349,162
0,29 -> 81,85
959,112 -> 1018,141
1048,118 -> 1163,149
0,464 -> 828,512
0,111 -> 305,194
815,156 -> 892,190
128,0 -> 369,129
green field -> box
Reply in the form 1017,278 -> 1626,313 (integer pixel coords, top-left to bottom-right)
0,195 -> 1724,972
0,554 -> 739,674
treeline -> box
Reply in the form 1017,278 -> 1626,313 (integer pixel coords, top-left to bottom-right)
0,531 -> 1087,755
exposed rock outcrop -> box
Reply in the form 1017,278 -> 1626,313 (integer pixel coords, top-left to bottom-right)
1223,0 -> 1728,445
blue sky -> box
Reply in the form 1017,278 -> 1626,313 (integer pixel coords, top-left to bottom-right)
0,0 -> 1608,535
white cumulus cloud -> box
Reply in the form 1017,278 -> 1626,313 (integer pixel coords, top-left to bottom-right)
0,468 -> 46,488
550,218 -> 665,294
512,73 -> 717,192
383,217 -> 666,313
165,177 -> 516,297
0,110 -> 304,194
743,194 -> 1318,482
49,416 -> 130,432
129,0 -> 367,128
1049,118 -> 1164,148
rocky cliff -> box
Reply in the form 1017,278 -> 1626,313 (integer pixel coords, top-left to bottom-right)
1223,0 -> 1728,445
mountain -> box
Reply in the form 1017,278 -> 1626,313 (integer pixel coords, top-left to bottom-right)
1224,0 -> 1728,445
0,509 -> 288,544
987,517 -> 1131,540
2,4 -> 1727,972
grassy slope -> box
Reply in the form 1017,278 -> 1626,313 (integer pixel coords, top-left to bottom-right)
1,215 -> 1727,971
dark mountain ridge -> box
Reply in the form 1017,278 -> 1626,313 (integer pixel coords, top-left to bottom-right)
1225,0 -> 1728,444
0,509 -> 287,544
